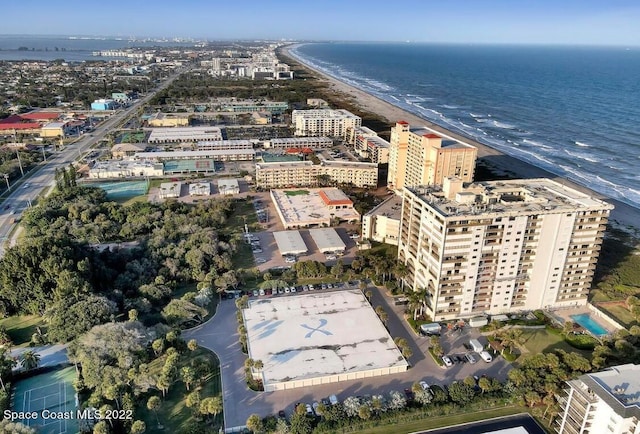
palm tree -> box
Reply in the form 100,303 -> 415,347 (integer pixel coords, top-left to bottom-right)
20,350 -> 40,371
147,396 -> 161,428
200,396 -> 223,423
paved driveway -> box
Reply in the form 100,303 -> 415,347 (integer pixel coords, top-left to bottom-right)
185,284 -> 512,431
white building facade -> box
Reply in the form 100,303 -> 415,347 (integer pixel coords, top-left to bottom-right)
292,109 -> 361,140
398,178 -> 613,320
556,364 -> 640,434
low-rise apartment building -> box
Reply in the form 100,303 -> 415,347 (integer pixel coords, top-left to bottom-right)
263,137 -> 334,150
398,177 -> 613,320
256,160 -> 378,189
147,126 -> 224,144
556,364 -> 640,434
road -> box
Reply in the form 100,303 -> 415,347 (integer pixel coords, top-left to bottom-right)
0,66 -> 188,256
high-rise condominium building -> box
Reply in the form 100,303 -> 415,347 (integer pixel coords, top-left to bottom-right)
398,177 -> 613,320
556,364 -> 640,434
387,121 -> 477,191
292,109 -> 362,140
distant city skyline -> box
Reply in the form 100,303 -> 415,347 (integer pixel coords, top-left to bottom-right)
3,0 -> 640,46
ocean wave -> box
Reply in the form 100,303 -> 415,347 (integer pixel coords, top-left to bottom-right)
491,120 -> 516,129
575,141 -> 591,147
522,139 -> 552,150
440,104 -> 459,109
564,150 -> 601,164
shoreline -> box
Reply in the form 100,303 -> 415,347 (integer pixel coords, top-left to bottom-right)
282,44 -> 640,236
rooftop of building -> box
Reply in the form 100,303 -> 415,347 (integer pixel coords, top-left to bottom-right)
365,136 -> 390,148
92,160 -> 163,170
576,364 -> 640,419
409,126 -> 475,150
319,188 -> 352,206
271,188 -> 360,226
292,108 -> 360,119
321,160 -> 378,168
269,136 -> 333,143
256,160 -> 313,169
406,178 -> 614,218
244,290 -> 407,388
134,149 -> 256,159
364,194 -> 403,220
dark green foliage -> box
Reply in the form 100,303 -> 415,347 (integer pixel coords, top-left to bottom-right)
46,294 -> 116,343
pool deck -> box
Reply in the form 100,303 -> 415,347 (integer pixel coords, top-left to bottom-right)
549,306 -> 619,336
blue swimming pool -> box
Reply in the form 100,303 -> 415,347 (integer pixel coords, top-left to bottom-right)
570,313 -> 608,336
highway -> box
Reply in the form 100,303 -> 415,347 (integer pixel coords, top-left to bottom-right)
0,67 -> 187,256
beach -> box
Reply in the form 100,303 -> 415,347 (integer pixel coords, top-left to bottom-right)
282,45 -> 640,236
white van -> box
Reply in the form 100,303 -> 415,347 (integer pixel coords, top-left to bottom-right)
479,351 -> 493,363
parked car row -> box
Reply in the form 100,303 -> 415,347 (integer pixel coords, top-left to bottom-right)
249,282 -> 347,298
254,199 -> 268,223
287,394 -> 339,419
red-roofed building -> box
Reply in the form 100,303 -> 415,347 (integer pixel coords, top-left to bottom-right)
318,188 -> 353,209
423,133 -> 440,139
0,122 -> 42,134
397,120 -> 409,125
20,112 -> 60,122
285,147 -> 314,155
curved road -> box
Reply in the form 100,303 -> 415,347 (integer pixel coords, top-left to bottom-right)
0,66 -> 188,256
184,284 -> 512,432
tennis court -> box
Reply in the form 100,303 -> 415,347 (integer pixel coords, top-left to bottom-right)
12,366 -> 78,434
92,180 -> 149,200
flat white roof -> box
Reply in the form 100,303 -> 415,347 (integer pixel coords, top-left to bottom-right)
271,188 -> 360,228
309,228 -> 346,252
134,149 -> 256,159
244,290 -> 407,387
273,230 -> 308,255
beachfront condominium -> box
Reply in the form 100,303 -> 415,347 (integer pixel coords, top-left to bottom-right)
255,160 -> 378,189
292,109 -> 362,140
398,177 -> 613,320
556,364 -> 640,434
387,121 -> 478,191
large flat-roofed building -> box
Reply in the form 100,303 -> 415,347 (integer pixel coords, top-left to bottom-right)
309,228 -> 346,253
273,230 -> 308,256
264,137 -> 333,150
111,143 -> 147,158
362,195 -> 403,245
220,100 -> 288,114
196,139 -> 253,151
271,188 -> 361,229
147,126 -> 223,144
556,364 -> 640,434
189,182 -> 211,196
91,99 -> 117,111
147,112 -> 190,127
89,160 -> 164,179
255,160 -> 377,189
292,109 -> 362,140
134,149 -> 255,162
388,121 -> 478,191
398,178 -> 613,320
243,290 -> 408,392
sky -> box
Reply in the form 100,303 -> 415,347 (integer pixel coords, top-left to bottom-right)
3,0 -> 640,46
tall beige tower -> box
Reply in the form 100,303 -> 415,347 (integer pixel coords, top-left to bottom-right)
398,179 -> 613,321
387,121 -> 477,190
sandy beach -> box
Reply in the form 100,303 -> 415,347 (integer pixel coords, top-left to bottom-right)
282,45 -> 640,235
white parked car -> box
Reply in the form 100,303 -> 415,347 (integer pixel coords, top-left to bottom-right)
442,356 -> 453,367
465,353 -> 478,364
419,380 -> 430,391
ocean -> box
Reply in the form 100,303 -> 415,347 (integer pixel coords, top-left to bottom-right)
290,42 -> 640,210
0,35 -> 197,62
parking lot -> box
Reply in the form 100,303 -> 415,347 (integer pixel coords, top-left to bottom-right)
187,281 -> 512,430
249,196 -> 360,271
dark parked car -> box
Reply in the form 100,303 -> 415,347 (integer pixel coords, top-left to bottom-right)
404,388 -> 415,401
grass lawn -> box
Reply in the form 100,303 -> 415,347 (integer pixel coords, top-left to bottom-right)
0,315 -> 45,347
283,189 -> 309,196
519,328 -> 592,360
595,304 -> 636,328
351,406 -> 532,434
139,348 -> 222,433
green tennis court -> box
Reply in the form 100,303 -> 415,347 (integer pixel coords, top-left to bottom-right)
12,367 -> 78,434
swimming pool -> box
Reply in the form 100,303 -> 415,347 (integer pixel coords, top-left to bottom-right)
570,313 -> 608,336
